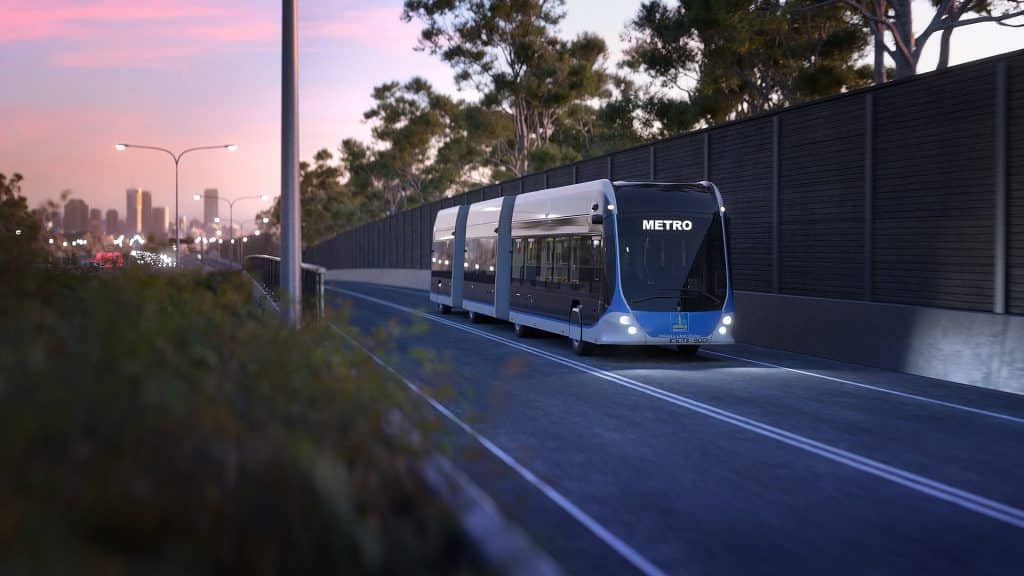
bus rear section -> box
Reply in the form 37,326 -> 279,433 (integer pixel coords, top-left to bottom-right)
429,205 -> 467,314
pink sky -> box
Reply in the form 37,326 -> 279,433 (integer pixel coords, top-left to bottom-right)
1,0 -> 1020,227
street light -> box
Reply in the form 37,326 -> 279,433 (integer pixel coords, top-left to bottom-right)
192,191 -> 272,264
115,142 -> 236,267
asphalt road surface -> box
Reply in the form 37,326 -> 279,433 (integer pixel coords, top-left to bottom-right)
325,281 -> 1024,575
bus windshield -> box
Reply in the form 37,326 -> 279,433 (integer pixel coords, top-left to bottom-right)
616,211 -> 727,312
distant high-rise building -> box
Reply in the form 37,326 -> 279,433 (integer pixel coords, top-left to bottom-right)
203,188 -> 219,226
63,199 -> 89,234
151,207 -> 169,240
106,209 -> 119,236
141,190 -> 153,235
126,188 -> 143,234
89,208 -> 103,236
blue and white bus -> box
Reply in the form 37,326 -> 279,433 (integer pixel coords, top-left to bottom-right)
430,180 -> 733,355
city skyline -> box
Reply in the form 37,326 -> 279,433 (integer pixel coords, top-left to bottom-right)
2,0 -> 1022,225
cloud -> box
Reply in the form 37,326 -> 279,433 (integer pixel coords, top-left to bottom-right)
1,1 -> 419,68
0,0 -> 232,42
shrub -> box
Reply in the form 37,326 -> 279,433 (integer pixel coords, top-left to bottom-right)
0,258 -> 480,575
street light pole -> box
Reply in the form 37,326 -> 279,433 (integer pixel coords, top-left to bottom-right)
281,0 -> 302,327
115,143 -> 236,267
193,192 -> 270,264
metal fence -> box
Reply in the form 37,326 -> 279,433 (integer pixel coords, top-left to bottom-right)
305,48 -> 1024,316
244,254 -> 326,319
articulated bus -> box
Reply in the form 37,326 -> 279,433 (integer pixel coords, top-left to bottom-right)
429,180 -> 733,355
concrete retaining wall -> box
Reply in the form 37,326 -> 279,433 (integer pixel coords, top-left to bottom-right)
328,269 -> 1023,395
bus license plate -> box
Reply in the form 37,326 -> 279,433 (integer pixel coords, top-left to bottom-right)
670,337 -> 710,344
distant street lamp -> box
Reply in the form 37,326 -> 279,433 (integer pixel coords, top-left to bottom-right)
115,142 -> 236,267
192,192 -> 272,264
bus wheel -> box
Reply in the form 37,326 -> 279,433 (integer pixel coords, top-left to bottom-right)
676,345 -> 700,357
513,323 -> 531,338
468,310 -> 484,323
438,303 -> 452,315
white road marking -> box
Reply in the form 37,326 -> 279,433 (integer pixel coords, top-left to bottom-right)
330,282 -> 1024,426
702,350 -> 1024,426
327,284 -> 1024,530
328,322 -> 668,576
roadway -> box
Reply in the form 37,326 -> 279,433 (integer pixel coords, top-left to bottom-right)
324,281 -> 1024,575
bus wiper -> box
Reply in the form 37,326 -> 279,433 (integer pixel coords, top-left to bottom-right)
629,295 -> 679,304
658,287 -> 722,305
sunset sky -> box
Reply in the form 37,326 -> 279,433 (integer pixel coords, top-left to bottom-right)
1,0 -> 1021,226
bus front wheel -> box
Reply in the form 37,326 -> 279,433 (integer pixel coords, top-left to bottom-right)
438,303 -> 452,315
676,345 -> 700,357
513,323 -> 531,338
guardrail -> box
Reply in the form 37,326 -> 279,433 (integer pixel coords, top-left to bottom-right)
244,254 -> 326,320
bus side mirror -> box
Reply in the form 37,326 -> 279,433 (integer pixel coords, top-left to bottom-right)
590,213 -> 604,225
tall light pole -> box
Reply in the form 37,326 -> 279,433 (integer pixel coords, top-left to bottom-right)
281,0 -> 302,327
115,143 -> 236,267
193,192 -> 270,264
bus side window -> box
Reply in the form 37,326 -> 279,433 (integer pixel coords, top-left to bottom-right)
553,237 -> 569,285
512,238 -> 524,283
540,237 -> 554,285
569,236 -> 580,287
526,238 -> 539,284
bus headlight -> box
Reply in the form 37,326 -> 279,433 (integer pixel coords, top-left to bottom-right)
722,314 -> 733,326
618,314 -> 632,325
717,326 -> 728,335
627,326 -> 638,335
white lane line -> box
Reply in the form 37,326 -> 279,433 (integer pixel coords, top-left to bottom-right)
327,322 -> 668,576
327,285 -> 1024,530
701,350 -> 1024,426
326,282 -> 1024,426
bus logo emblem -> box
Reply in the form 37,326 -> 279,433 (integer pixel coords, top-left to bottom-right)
643,219 -> 693,231
672,312 -> 689,332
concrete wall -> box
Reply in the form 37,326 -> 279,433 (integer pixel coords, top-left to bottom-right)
733,291 -> 1024,395
326,268 -> 429,291
328,269 -> 1024,395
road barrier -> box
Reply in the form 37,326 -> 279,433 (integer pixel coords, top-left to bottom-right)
244,254 -> 326,320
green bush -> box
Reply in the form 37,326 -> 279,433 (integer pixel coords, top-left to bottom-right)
0,256 -> 480,574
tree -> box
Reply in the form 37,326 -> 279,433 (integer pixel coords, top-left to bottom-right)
831,1 -> 1024,80
1,172 -> 39,239
624,0 -> 871,129
403,0 -> 610,175
265,149 -> 365,247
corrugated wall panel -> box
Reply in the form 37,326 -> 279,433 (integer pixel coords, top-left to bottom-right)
654,136 -> 704,182
524,173 -> 546,191
502,180 -> 523,196
576,156 -> 609,183
547,166 -> 574,187
780,96 -> 866,299
1009,58 -> 1024,315
874,64 -> 995,311
612,147 -> 650,180
710,119 -> 774,292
